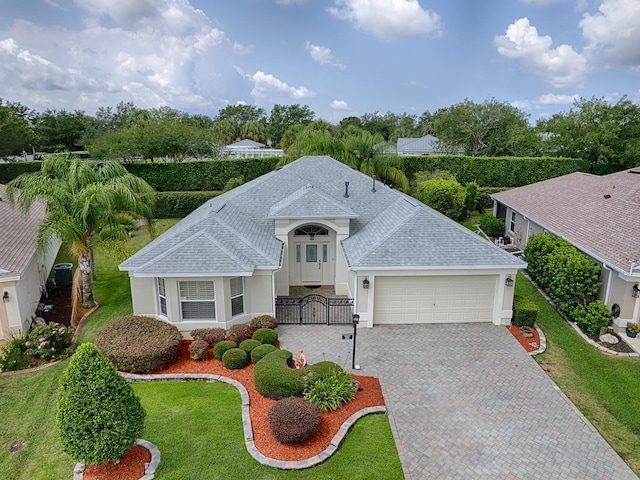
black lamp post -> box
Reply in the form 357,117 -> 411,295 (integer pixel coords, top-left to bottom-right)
352,314 -> 359,370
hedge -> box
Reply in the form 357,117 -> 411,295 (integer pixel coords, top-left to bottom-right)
513,300 -> 538,327
0,161 -> 42,184
123,157 -> 280,191
403,155 -> 615,188
152,191 -> 220,218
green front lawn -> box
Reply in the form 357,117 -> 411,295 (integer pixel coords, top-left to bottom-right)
518,273 -> 640,474
0,219 -> 403,479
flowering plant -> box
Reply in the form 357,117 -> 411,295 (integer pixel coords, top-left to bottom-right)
24,322 -> 73,360
627,323 -> 640,334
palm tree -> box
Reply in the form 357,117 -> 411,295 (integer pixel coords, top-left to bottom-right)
7,153 -> 155,308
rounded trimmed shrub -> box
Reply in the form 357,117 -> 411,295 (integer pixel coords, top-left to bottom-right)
56,343 -> 145,464
222,348 -> 248,369
95,316 -> 182,373
226,323 -> 256,344
252,328 -> 278,346
250,315 -> 277,330
239,339 -> 261,354
214,340 -> 238,360
251,344 -> 276,364
189,339 -> 209,360
190,328 -> 226,347
268,397 -> 319,445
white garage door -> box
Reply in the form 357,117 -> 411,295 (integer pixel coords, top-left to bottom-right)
374,275 -> 496,324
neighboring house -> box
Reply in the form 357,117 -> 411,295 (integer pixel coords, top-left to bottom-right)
120,156 -> 524,332
0,184 -> 60,341
492,168 -> 640,329
394,135 -> 462,156
223,139 -> 285,159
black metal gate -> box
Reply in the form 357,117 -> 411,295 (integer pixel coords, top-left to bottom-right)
275,294 -> 354,325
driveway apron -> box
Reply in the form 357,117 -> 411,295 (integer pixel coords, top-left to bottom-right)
278,323 -> 638,480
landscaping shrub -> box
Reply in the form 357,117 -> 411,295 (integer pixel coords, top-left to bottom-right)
513,300 -> 538,327
223,175 -> 244,192
189,339 -> 209,360
575,301 -> 612,337
214,340 -> 237,360
152,191 -> 220,218
304,367 -> 357,411
416,175 -> 466,220
95,315 -> 182,374
479,213 -> 505,237
239,339 -> 262,354
23,322 -> 74,361
222,348 -> 248,369
190,327 -> 226,347
464,181 -> 478,216
0,335 -> 32,372
251,344 -> 276,364
252,327 -> 278,346
268,397 -> 320,445
226,323 -> 256,344
250,315 -> 277,330
56,343 -> 145,464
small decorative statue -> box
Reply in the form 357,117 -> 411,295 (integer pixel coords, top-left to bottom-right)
294,348 -> 307,368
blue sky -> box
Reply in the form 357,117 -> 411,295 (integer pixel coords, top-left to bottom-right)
0,0 -> 639,124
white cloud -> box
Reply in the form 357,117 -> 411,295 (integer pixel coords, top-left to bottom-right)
495,17 -> 588,88
244,71 -> 316,101
232,42 -> 253,55
510,100 -> 531,109
538,93 -> 579,104
328,0 -> 441,41
580,0 -> 640,65
305,42 -> 345,70
330,99 -> 349,109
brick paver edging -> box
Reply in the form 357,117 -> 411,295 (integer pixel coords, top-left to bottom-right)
120,372 -> 387,470
73,438 -> 160,480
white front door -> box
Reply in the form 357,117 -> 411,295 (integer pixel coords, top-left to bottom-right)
300,243 -> 327,284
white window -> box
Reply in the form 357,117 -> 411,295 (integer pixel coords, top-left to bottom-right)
179,281 -> 215,320
510,211 -> 516,232
158,278 -> 167,316
230,277 -> 244,316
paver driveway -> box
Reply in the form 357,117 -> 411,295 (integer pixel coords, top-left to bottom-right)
278,323 -> 638,480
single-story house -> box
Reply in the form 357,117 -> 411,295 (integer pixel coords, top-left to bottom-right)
223,139 -> 284,159
394,135 -> 462,156
120,155 -> 525,332
492,167 -> 640,329
0,184 -> 61,341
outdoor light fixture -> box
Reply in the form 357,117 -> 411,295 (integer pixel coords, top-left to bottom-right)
2,291 -> 8,303
505,275 -> 514,287
352,314 -> 360,370
633,284 -> 640,298
362,278 -> 370,289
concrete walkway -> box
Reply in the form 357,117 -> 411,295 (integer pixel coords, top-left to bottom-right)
279,323 -> 638,480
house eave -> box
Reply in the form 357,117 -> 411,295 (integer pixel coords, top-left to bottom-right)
349,264 -> 525,272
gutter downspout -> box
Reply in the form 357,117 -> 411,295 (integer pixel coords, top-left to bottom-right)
602,263 -> 612,306
271,244 -> 285,317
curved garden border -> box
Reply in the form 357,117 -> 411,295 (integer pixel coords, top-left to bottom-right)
120,372 -> 387,470
73,438 -> 160,480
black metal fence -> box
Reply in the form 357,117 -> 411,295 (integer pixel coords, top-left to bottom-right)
275,294 -> 354,325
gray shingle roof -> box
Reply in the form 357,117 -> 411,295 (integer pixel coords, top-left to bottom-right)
121,156 -> 524,276
0,184 -> 47,280
492,168 -> 640,275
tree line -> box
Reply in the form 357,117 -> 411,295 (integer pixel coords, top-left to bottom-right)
1,96 -> 639,168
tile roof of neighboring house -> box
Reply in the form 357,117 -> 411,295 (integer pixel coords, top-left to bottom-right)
492,168 -> 640,276
121,156 -> 524,276
226,139 -> 265,149
0,184 -> 46,280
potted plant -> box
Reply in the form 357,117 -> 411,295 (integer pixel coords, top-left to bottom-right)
626,322 -> 640,338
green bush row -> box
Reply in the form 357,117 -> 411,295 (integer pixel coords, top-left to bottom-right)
513,300 -> 538,327
152,191 -> 220,218
403,155 -> 615,188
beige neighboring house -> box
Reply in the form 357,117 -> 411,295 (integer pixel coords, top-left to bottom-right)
492,167 -> 640,329
0,184 -> 61,341
120,156 -> 524,333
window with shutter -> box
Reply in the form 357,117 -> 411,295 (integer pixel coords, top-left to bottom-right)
230,277 -> 244,316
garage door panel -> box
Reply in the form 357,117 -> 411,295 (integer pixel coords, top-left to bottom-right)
374,275 -> 496,324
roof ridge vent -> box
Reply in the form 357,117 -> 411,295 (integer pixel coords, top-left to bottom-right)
344,181 -> 350,198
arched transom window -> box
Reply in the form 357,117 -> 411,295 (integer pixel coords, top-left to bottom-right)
294,224 -> 329,237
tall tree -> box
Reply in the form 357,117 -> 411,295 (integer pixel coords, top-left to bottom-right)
431,98 -> 536,156
7,153 -> 155,307
33,109 -> 92,151
268,104 -> 315,147
0,100 -> 36,156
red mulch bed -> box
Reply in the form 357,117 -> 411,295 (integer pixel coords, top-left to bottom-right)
83,445 -> 150,480
154,341 -> 385,461
83,341 -> 385,479
507,325 -> 541,353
